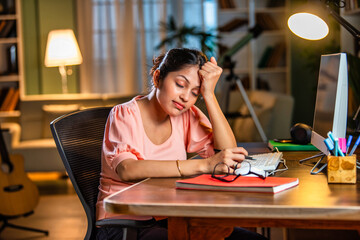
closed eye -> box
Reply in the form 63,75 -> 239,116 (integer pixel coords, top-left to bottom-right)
176,83 -> 184,88
192,91 -> 199,97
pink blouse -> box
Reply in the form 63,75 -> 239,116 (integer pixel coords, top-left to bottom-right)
96,96 -> 214,220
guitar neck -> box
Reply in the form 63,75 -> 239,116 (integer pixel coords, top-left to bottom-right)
0,128 -> 12,166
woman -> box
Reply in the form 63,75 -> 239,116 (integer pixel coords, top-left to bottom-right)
96,48 -> 267,240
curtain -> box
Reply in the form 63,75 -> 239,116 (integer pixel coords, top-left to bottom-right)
77,0 -> 216,95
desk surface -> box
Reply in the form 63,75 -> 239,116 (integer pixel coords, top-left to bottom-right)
104,143 -> 360,221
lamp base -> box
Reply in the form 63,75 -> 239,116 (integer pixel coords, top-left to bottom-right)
58,65 -> 68,94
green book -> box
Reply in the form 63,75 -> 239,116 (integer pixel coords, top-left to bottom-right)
268,140 -> 319,151
257,46 -> 274,68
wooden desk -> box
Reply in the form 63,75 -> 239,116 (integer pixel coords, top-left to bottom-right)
104,143 -> 360,240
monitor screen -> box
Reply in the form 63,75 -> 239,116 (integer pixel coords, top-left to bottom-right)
311,53 -> 348,155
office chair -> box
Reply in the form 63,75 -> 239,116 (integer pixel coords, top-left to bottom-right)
50,107 -> 155,240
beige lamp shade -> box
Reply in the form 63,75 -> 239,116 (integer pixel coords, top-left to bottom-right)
288,12 -> 329,40
44,29 -> 83,67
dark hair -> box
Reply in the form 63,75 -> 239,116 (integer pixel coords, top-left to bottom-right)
150,48 -> 208,82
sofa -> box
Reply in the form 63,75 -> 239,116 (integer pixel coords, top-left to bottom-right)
218,89 -> 294,142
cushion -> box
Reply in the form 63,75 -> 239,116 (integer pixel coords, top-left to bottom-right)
232,91 -> 276,142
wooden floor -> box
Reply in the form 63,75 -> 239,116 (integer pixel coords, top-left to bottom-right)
0,175 -> 87,240
1,174 -> 360,240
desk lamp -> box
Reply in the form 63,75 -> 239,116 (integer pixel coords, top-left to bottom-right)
44,29 -> 83,94
287,0 -> 360,55
288,0 -> 360,134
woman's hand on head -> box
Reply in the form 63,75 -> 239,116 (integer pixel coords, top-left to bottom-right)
206,147 -> 248,175
198,57 -> 223,98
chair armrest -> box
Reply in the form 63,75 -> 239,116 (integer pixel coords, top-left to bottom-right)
96,218 -> 156,228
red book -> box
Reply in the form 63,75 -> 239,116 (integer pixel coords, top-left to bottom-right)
176,174 -> 299,194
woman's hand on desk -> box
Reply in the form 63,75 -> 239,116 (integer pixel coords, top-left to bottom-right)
206,147 -> 249,174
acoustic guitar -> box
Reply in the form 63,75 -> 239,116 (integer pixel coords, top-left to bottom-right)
0,128 -> 39,216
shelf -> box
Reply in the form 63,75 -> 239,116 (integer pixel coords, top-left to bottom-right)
219,30 -> 285,38
0,14 -> 17,20
0,110 -> 20,118
0,37 -> 17,44
0,75 -> 20,82
21,93 -> 130,102
219,7 -> 285,14
218,8 -> 248,14
260,30 -> 286,37
343,8 -> 360,15
223,68 -> 250,76
0,0 -> 22,120
255,7 -> 286,13
219,31 -> 251,37
217,0 -> 290,94
257,67 -> 287,74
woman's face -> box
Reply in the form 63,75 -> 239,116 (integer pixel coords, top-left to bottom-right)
155,65 -> 200,117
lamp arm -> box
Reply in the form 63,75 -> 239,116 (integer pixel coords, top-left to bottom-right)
325,4 -> 360,41
324,1 -> 360,132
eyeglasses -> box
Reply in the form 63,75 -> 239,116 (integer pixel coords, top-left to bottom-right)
211,161 -> 266,182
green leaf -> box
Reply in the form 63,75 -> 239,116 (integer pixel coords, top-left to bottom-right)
157,15 -> 219,57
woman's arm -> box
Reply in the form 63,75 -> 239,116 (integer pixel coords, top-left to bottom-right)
117,158 -> 205,181
198,57 -> 237,150
117,146 -> 248,182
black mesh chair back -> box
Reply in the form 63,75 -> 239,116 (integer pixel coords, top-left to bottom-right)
50,107 -> 112,240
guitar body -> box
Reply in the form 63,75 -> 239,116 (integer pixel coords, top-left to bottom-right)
0,154 -> 39,216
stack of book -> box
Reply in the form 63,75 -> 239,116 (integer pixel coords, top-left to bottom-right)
0,87 -> 19,112
256,13 -> 279,31
0,0 -> 16,15
344,0 -> 360,11
218,0 -> 236,9
0,20 -> 16,38
218,18 -> 248,32
258,42 -> 286,68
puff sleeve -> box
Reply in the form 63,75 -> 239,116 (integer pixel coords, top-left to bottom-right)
102,105 -> 144,172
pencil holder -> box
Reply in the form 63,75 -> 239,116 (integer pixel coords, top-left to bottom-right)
327,155 -> 357,184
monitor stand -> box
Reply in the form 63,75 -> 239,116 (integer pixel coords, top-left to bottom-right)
299,153 -> 327,175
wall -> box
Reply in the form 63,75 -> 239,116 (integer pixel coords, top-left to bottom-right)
21,0 -> 78,95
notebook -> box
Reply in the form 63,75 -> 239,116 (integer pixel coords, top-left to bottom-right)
176,174 -> 299,194
268,140 -> 318,151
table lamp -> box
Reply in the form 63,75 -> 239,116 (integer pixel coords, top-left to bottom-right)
44,29 -> 83,94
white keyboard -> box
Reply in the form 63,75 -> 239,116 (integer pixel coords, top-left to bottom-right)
248,152 -> 283,172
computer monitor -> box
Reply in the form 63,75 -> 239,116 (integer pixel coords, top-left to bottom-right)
311,53 -> 348,155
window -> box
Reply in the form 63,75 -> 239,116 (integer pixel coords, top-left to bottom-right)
79,0 -> 216,94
